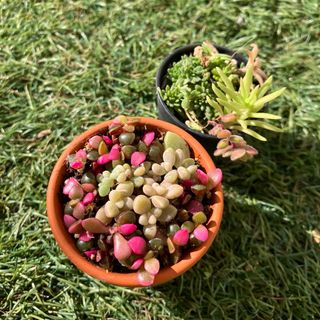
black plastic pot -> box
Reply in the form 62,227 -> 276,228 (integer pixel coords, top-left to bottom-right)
156,43 -> 247,156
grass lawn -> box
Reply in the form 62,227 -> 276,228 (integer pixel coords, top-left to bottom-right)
1,0 -> 320,319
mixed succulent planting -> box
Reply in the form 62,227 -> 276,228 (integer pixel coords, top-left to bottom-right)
62,116 -> 222,286
160,42 -> 286,161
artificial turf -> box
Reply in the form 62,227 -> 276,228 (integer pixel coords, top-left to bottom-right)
1,1 -> 320,319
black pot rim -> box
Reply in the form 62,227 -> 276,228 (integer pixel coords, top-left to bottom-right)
155,43 -> 247,140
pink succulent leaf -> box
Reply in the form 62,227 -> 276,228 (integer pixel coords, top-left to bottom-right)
142,132 -> 155,146
102,135 -> 113,145
83,249 -> 97,259
108,144 -> 121,160
82,192 -> 95,206
73,201 -> 86,219
113,233 -> 132,261
128,236 -> 147,255
76,149 -> 87,161
208,168 -> 223,188
63,214 -> 76,228
172,229 -> 189,246
137,269 -> 155,286
144,258 -> 160,275
193,224 -> 209,242
88,135 -> 103,149
97,154 -> 110,165
186,199 -> 204,214
118,224 -> 137,236
79,231 -> 94,241
131,151 -> 146,166
63,178 -> 79,195
68,185 -> 84,200
245,146 -> 258,155
181,179 -> 194,189
196,169 -> 209,185
68,220 -> 84,234
81,218 -> 109,233
70,161 -> 83,170
130,258 -> 144,270
81,183 -> 96,193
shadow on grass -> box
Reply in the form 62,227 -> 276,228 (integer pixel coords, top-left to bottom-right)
155,132 -> 320,319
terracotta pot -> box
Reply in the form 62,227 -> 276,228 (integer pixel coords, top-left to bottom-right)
46,117 -> 224,287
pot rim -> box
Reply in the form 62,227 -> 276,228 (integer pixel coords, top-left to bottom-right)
46,116 -> 224,287
155,43 -> 247,140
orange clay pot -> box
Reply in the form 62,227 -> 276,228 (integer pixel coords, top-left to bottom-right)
46,117 -> 224,287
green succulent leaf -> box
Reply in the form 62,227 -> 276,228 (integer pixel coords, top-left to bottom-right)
257,76 -> 273,98
207,96 -> 224,115
242,64 -> 254,98
216,67 -> 235,91
212,84 -> 226,101
254,87 -> 286,111
230,125 -> 267,141
245,120 -> 283,132
216,82 -> 245,104
250,112 -> 281,120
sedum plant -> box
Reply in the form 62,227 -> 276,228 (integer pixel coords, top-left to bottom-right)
62,116 -> 222,286
161,42 -> 286,161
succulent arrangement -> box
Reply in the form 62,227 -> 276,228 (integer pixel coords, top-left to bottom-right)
62,116 -> 222,286
160,42 -> 286,161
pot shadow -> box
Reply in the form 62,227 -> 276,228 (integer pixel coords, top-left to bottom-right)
153,131 -> 320,319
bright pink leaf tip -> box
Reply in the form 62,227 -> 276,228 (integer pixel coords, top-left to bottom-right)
82,192 -> 95,205
193,225 -> 209,242
208,168 -> 223,188
130,258 -> 144,270
142,132 -> 155,146
186,199 -> 204,214
97,154 -> 110,165
118,224 -> 137,236
128,236 -> 146,255
196,169 -> 209,185
131,151 -> 146,166
144,258 -> 160,275
70,161 -> 83,170
108,144 -> 121,160
137,269 -> 155,286
63,214 -> 76,228
102,135 -> 113,145
113,233 -> 132,261
84,249 -> 97,259
172,229 -> 189,246
79,231 -> 94,241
